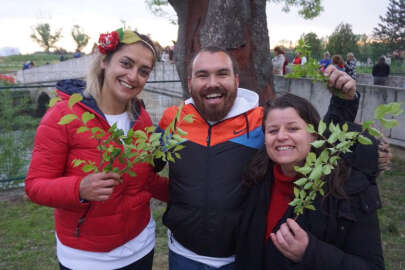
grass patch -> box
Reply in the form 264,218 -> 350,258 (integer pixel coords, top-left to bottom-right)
0,159 -> 404,269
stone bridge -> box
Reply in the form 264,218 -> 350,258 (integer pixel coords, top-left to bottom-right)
15,55 -> 405,147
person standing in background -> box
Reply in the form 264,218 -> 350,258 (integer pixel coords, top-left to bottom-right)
345,52 -> 357,80
372,57 -> 390,85
272,46 -> 286,75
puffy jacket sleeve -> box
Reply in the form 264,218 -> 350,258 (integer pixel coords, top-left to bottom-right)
323,93 -> 360,125
146,170 -> 169,202
25,103 -> 87,210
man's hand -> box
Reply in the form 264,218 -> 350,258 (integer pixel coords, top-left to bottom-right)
378,135 -> 393,173
79,172 -> 121,201
324,65 -> 356,100
270,218 -> 309,262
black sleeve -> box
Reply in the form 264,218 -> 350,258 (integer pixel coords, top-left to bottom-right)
301,209 -> 384,270
323,93 -> 360,125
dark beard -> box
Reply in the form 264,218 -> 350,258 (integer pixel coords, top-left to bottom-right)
190,86 -> 237,122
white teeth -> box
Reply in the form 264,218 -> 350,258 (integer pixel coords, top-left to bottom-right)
120,81 -> 133,89
206,93 -> 222,99
277,146 -> 294,151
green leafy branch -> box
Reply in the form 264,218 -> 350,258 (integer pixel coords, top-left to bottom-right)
290,102 -> 403,217
50,94 -> 194,177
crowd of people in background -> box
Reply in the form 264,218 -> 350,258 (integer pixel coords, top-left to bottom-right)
272,47 -> 391,85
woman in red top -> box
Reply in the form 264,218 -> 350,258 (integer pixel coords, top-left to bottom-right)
25,28 -> 168,270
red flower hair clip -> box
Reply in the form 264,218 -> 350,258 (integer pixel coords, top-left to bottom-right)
98,31 -> 120,54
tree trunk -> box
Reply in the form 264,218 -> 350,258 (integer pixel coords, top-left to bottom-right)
168,0 -> 274,104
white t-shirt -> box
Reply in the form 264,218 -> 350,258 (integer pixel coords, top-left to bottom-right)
57,215 -> 156,270
57,111 -> 155,269
168,231 -> 235,268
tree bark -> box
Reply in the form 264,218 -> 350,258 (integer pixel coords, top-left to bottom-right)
168,0 -> 274,104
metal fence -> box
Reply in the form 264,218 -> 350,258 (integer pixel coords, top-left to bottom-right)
0,78 -> 182,189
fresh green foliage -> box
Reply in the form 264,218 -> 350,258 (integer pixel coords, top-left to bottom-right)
286,38 -> 404,217
326,23 -> 360,58
30,23 -> 62,53
291,102 -> 403,217
71,25 -> 90,52
50,94 -> 193,176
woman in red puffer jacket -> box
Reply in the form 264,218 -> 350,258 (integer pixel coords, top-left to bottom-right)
25,28 -> 168,270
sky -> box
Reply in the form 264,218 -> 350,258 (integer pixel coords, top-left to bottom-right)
0,0 -> 390,54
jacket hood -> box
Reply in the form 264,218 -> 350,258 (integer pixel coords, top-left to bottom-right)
185,88 -> 259,121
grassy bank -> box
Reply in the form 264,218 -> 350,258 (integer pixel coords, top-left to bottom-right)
0,158 -> 404,269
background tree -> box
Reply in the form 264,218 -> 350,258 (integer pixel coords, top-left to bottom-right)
146,0 -> 323,104
30,23 -> 62,53
326,23 -> 359,58
302,32 -> 323,60
373,0 -> 405,51
71,25 -> 90,52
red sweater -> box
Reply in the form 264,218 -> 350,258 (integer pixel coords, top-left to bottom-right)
265,165 -> 295,239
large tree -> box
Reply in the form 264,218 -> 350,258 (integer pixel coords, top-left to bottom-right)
71,25 -> 90,52
146,0 -> 323,104
326,23 -> 359,58
302,32 -> 323,60
30,23 -> 62,53
373,0 -> 405,51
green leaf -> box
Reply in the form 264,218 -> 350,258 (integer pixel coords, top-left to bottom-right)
367,127 -> 382,137
304,182 -> 313,190
176,127 -> 187,136
311,140 -> 325,148
68,93 -> 83,109
300,190 -> 306,199
323,164 -> 333,175
294,187 -> 300,198
329,155 -> 340,166
379,118 -> 398,129
174,145 -> 185,152
82,163 -> 97,173
304,204 -> 316,211
319,149 -> 329,163
344,131 -> 358,139
149,132 -> 162,142
294,177 -> 308,186
77,126 -> 89,134
294,165 -> 312,176
183,114 -> 194,123
128,170 -> 136,177
362,120 -> 374,131
358,135 -> 372,145
72,159 -> 85,167
58,114 -> 78,125
167,152 -> 175,162
374,104 -> 390,119
49,97 -> 61,107
174,152 -> 181,159
327,133 -> 338,144
318,121 -> 326,135
306,152 -> 316,164
309,164 -> 323,180
306,124 -> 316,134
81,112 -> 95,124
388,102 -> 403,116
342,123 -> 348,132
145,126 -> 157,133
134,130 -> 148,140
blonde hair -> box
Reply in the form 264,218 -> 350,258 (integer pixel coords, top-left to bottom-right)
84,32 -> 157,119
